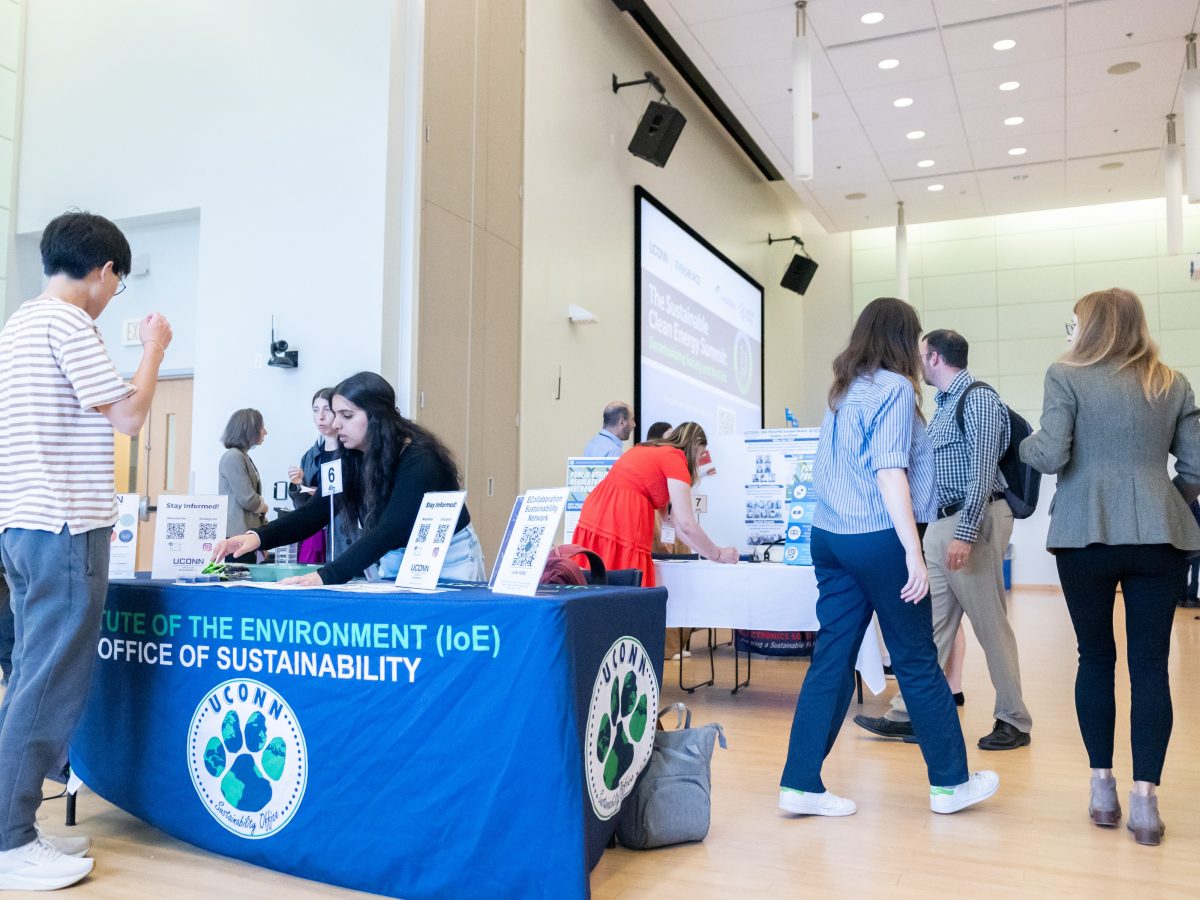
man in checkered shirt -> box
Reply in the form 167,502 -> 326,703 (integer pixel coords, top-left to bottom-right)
856,329 -> 1032,751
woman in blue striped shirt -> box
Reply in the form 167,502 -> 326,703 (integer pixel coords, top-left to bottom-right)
779,297 -> 999,817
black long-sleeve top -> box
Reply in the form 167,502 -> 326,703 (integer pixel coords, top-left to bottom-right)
252,442 -> 470,584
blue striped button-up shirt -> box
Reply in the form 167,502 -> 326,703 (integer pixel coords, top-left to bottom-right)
812,370 -> 937,534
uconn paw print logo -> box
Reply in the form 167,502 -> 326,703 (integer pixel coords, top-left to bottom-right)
188,679 -> 307,839
585,637 -> 659,820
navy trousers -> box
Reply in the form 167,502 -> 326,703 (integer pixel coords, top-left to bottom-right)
781,526 -> 969,792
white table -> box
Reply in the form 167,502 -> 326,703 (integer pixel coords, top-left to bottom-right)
654,559 -> 886,695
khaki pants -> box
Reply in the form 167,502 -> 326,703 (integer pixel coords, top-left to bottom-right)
886,500 -> 1032,733
665,627 -> 694,659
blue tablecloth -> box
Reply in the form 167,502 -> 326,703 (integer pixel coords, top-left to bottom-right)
70,579 -> 666,899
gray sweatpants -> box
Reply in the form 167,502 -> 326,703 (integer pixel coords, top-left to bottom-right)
0,526 -> 110,850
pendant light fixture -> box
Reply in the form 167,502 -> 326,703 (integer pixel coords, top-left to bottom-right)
896,202 -> 908,300
1182,34 -> 1200,202
1166,114 -> 1184,255
792,1 -> 814,180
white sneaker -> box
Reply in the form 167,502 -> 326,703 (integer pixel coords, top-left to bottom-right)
779,788 -> 857,816
35,824 -> 90,858
668,650 -> 693,660
930,770 -> 1000,814
0,837 -> 94,890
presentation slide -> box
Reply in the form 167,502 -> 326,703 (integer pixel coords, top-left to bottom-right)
635,188 -> 764,549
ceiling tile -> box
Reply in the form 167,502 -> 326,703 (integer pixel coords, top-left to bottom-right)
1066,81 -> 1178,127
977,161 -> 1067,214
1065,39 -> 1185,95
844,75 -> 963,122
971,130 -> 1066,168
811,126 -> 891,184
807,0 -> 939,48
812,92 -> 864,132
932,0 -> 1067,27
723,49 -> 840,107
1065,118 -> 1166,157
941,8 -> 1065,72
952,56 -> 1067,108
878,141 -> 976,179
892,170 -> 979,199
662,0 -> 793,27
687,5 -> 793,67
863,111 -> 969,152
1064,0 -> 1200,53
961,96 -> 1067,142
825,30 -> 950,90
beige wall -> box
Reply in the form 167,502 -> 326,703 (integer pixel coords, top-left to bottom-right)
520,0 -> 846,489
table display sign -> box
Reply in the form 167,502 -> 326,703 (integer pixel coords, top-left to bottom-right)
489,488 -> 569,596
151,495 -> 228,580
109,493 -> 140,579
564,457 -> 615,543
394,491 -> 466,590
741,427 -> 819,560
72,579 -> 668,898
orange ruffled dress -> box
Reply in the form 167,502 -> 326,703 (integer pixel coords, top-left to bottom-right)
571,445 -> 690,588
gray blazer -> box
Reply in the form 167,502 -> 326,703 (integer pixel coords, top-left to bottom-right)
219,447 -> 267,537
1020,361 -> 1200,551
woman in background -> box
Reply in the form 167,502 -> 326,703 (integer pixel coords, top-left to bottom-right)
1021,288 -> 1200,845
286,387 -> 347,563
779,297 -> 997,819
213,372 -> 483,584
572,422 -> 737,588
218,408 -> 268,563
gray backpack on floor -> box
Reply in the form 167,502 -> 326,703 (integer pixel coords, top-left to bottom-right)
616,702 -> 726,850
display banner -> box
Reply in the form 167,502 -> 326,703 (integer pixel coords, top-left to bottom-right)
564,457 -> 616,543
109,493 -> 140,579
151,495 -> 228,580
71,580 -> 667,899
395,491 -> 466,590
490,488 -> 569,596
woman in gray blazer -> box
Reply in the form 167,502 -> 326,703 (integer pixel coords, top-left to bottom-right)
218,408 -> 269,562
1020,288 -> 1200,847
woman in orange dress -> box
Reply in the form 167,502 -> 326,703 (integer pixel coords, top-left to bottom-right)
572,422 -> 738,587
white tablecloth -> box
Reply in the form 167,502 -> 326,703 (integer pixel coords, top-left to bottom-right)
653,559 -> 886,695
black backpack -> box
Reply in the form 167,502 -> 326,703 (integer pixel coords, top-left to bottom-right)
955,382 -> 1040,519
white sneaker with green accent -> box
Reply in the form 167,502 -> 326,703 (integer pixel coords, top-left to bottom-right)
35,824 -> 90,858
0,836 -> 94,890
930,770 -> 1000,814
779,788 -> 857,816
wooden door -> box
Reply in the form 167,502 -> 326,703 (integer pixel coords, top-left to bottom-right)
114,377 -> 194,572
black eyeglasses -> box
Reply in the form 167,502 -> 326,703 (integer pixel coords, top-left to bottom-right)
114,276 -> 127,297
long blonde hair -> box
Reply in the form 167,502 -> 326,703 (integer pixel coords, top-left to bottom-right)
1063,288 -> 1175,401
642,421 -> 706,485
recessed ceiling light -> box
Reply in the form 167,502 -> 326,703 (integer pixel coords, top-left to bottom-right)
893,97 -> 914,108
993,39 -> 1016,51
878,58 -> 900,70
845,192 -> 868,200
1107,61 -> 1141,75
1099,161 -> 1124,170
1004,116 -> 1025,126
917,159 -> 935,168
927,184 -> 944,192
1008,147 -> 1027,156
861,12 -> 884,25
907,130 -> 926,140
999,81 -> 1020,91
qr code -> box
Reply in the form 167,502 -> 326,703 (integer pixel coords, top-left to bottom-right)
166,521 -> 186,540
513,525 -> 543,568
198,521 -> 217,541
415,523 -> 431,543
434,523 -> 451,544
718,407 -> 736,436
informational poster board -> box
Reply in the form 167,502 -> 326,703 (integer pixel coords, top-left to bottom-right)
564,457 -> 616,543
395,491 -> 467,590
741,428 -> 819,559
109,493 -> 140,579
151,495 -> 228,580
489,488 -> 569,596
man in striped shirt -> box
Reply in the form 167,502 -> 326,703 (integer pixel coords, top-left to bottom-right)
0,212 -> 172,890
856,329 -> 1032,752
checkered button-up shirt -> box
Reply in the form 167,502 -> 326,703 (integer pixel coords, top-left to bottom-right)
928,369 -> 1009,543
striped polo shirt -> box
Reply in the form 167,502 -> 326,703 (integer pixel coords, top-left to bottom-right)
813,369 -> 937,534
0,297 -> 135,534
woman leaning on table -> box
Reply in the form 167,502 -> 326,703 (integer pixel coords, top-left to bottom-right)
778,296 -> 997,819
212,371 -> 485,585
1019,288 -> 1200,846
571,421 -> 737,588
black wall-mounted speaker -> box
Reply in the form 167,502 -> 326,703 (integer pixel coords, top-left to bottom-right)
628,101 -> 687,167
781,254 -> 819,295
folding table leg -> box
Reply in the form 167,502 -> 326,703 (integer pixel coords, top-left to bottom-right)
678,628 -> 715,693
65,790 -> 76,827
856,671 -> 864,704
731,630 -> 752,694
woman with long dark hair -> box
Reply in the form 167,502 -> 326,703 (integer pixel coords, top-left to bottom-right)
1021,289 -> 1200,845
778,297 -> 997,819
212,372 -> 483,584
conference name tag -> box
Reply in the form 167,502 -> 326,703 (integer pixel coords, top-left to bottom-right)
659,523 -> 676,544
151,495 -> 228,580
395,491 -> 466,590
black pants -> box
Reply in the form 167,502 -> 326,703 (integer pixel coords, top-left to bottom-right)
1056,544 -> 1185,784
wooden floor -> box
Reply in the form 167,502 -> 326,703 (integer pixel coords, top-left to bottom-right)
17,588 -> 1200,898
